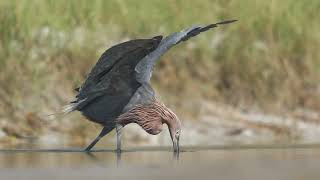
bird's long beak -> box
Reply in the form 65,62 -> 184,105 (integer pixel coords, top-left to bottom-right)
173,137 -> 180,152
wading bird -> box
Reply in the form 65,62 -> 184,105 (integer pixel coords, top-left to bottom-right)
63,20 -> 237,152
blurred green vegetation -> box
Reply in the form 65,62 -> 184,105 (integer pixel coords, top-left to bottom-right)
0,0 -> 319,127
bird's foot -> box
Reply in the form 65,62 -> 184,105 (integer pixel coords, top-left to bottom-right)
83,142 -> 96,152
84,147 -> 92,152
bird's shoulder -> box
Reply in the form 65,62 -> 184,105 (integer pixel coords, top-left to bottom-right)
122,83 -> 155,113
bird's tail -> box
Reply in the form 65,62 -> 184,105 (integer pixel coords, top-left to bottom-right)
46,98 -> 86,119
62,102 -> 78,114
62,98 -> 86,114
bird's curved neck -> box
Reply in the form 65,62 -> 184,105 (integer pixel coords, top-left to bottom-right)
116,99 -> 180,134
153,100 -> 180,127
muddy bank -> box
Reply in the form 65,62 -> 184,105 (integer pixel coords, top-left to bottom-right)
1,100 -> 319,148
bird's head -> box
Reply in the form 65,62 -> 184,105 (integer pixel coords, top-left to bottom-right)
169,119 -> 181,153
159,105 -> 181,153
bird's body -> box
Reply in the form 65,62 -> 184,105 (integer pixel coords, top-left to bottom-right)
73,37 -> 162,126
64,20 -> 236,152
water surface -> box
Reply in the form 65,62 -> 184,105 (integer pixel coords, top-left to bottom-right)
0,145 -> 320,180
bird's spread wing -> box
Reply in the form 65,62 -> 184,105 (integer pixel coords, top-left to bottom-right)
66,37 -> 162,117
64,20 -> 236,120
135,19 -> 237,83
77,37 -> 162,99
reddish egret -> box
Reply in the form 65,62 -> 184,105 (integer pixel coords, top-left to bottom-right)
63,20 -> 237,152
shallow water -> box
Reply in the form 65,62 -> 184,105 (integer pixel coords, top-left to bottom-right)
1,145 -> 320,180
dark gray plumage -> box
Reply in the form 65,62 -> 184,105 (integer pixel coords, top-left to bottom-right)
64,20 -> 237,152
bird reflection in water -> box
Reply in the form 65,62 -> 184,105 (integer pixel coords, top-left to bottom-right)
84,148 -> 180,167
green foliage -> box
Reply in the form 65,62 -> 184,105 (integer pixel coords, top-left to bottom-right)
0,0 -> 319,120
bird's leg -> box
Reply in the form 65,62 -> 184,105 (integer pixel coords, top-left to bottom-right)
116,124 -> 122,153
84,126 -> 113,152
116,150 -> 122,167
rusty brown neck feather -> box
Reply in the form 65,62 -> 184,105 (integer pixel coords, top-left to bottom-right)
117,100 -> 179,135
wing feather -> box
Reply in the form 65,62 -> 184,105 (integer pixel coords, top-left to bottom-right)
135,19 -> 237,83
65,37 -> 162,123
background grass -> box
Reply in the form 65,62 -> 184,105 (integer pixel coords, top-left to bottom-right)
0,0 -> 319,143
